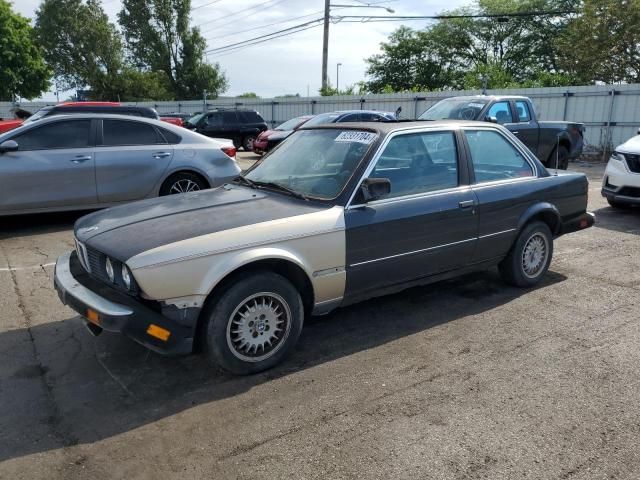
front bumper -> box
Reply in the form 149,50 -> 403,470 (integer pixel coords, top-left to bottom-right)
560,211 -> 595,235
54,251 -> 197,355
601,157 -> 640,205
253,139 -> 268,154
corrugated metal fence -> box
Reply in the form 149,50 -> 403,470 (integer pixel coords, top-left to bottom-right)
3,84 -> 640,152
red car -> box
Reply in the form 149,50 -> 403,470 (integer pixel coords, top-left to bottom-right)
253,115 -> 313,154
0,119 -> 24,134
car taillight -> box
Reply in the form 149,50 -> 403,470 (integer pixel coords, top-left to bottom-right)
221,146 -> 236,158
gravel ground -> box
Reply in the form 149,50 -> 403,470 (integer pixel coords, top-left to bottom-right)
1,157 -> 639,480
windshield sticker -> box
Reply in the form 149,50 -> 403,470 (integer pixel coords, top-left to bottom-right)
334,131 -> 377,144
468,103 -> 486,108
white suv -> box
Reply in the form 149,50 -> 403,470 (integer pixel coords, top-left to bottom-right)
602,132 -> 640,208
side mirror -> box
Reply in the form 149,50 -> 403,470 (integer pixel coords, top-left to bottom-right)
0,140 -> 18,154
484,115 -> 498,123
637,128 -> 640,135
360,177 -> 391,202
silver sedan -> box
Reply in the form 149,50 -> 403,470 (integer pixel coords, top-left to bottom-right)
0,114 -> 241,215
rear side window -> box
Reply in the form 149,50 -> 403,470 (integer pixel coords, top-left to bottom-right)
239,111 -> 263,123
464,130 -> 533,183
339,113 -> 361,122
14,120 -> 91,150
515,101 -> 531,122
487,102 -> 513,124
102,120 -> 160,146
158,128 -> 181,144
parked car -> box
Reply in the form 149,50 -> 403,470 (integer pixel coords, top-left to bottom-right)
158,112 -> 193,127
419,96 -> 584,169
253,115 -> 313,154
303,109 -> 397,127
54,120 -> 594,374
184,108 -> 268,151
601,131 -> 640,208
0,114 -> 240,215
0,119 -> 23,134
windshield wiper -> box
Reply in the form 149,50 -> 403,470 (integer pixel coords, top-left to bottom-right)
233,175 -> 257,189
253,181 -> 308,201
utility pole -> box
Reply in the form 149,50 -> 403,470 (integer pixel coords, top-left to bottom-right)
203,89 -> 208,113
336,63 -> 342,92
321,0 -> 330,91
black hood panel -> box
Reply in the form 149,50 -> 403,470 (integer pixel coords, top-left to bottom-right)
74,185 -> 325,261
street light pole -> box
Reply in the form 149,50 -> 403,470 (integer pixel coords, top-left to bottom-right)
322,0 -> 330,92
336,63 -> 342,92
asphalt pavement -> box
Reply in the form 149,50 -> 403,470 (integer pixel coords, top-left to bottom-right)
1,157 -> 639,479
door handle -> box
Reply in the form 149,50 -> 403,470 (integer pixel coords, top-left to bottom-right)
459,200 -> 475,209
512,131 -> 520,134
152,152 -> 171,159
70,155 -> 91,164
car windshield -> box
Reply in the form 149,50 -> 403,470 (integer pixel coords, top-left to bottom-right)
276,117 -> 305,131
245,129 -> 377,200
22,107 -> 51,125
419,98 -> 489,121
186,113 -> 205,125
303,113 -> 341,127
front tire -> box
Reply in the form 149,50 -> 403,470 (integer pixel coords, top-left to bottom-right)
242,135 -> 256,151
499,221 -> 553,287
203,272 -> 304,375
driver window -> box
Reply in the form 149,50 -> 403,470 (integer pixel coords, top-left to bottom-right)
369,131 -> 458,199
487,102 -> 513,124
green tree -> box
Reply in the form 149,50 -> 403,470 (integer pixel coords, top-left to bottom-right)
119,0 -> 227,99
237,92 -> 259,98
364,0 -> 580,92
556,0 -> 640,83
35,0 -> 172,100
0,0 -> 50,100
35,0 -> 123,98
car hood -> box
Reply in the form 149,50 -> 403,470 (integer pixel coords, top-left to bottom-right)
75,185 -> 326,261
257,129 -> 275,140
617,135 -> 640,154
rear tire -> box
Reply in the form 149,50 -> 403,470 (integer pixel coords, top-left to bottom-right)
499,221 -> 553,287
159,172 -> 208,196
548,145 -> 570,170
203,271 -> 304,375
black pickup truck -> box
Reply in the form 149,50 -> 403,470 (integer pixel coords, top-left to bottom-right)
419,96 -> 584,169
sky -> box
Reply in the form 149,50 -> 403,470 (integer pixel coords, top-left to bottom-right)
14,0 -> 469,100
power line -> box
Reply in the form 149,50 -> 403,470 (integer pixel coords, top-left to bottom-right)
192,0 -> 224,11
195,0 -> 290,31
206,18 -> 324,54
208,22 -> 323,57
334,10 -> 577,21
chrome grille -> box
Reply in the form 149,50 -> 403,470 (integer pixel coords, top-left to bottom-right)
75,239 -> 91,273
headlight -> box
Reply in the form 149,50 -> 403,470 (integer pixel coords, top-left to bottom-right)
105,257 -> 115,283
121,264 -> 132,290
611,151 -> 625,161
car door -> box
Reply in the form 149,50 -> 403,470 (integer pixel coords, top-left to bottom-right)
509,100 -> 540,156
462,127 -> 537,262
0,118 -> 97,212
344,129 -> 478,300
94,119 -> 173,203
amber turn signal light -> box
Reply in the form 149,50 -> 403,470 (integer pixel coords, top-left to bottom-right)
146,324 -> 171,341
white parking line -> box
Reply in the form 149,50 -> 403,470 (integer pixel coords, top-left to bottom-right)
0,262 -> 55,272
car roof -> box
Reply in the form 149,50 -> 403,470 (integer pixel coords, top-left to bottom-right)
299,119 -> 498,134
443,95 -> 529,101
